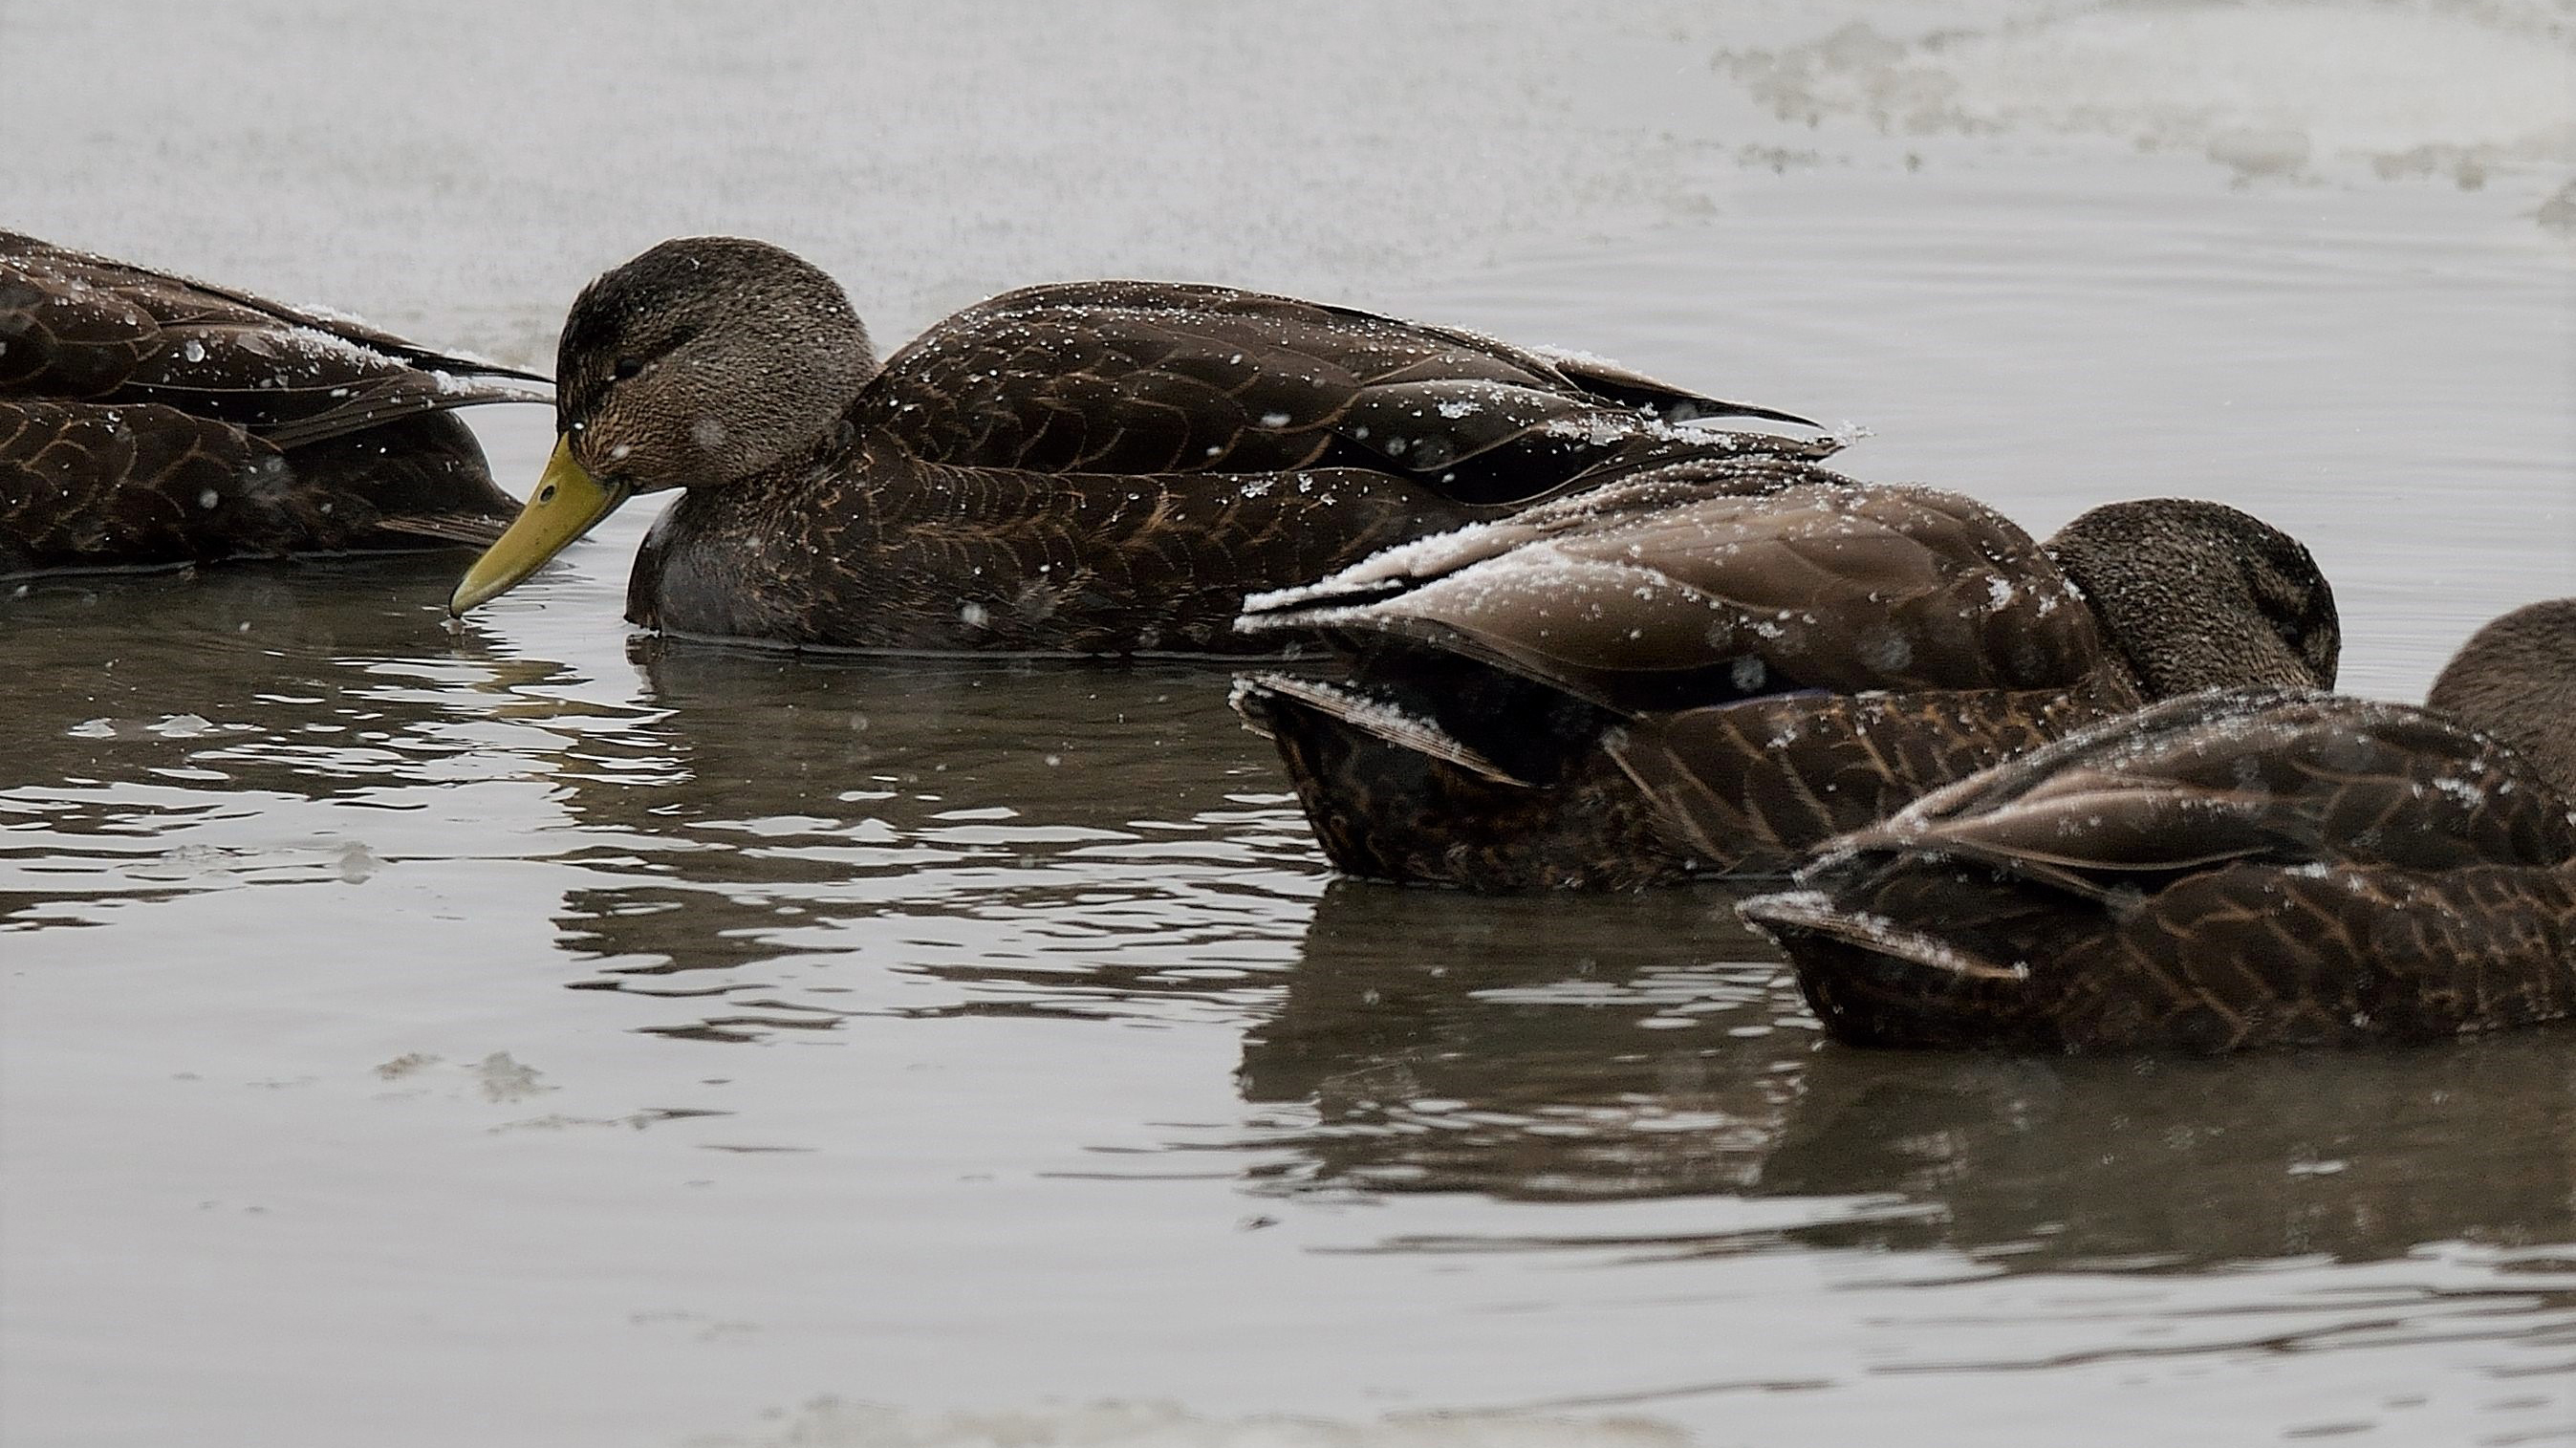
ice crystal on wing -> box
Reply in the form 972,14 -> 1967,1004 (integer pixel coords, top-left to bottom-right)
1237,673 -> 1521,782
428,369 -> 551,402
1542,415 -> 1646,447
1522,342 -> 1630,372
283,298 -> 387,333
1241,519 -> 1493,612
1742,891 -> 2029,983
2430,774 -> 2484,807
276,324 -> 396,371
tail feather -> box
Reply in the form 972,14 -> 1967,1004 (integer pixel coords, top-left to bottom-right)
1233,673 -> 1527,786
1740,886 -> 2045,1048
371,511 -> 510,548
252,374 -> 555,449
1740,889 -> 2030,984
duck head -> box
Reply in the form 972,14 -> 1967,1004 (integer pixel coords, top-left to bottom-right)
2427,597 -> 2576,798
449,237 -> 875,615
2045,498 -> 2340,698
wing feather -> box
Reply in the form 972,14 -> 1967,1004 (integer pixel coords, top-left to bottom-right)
1,230 -> 552,447
1240,478 -> 2104,714
1841,690 -> 2576,888
858,281 -> 1824,505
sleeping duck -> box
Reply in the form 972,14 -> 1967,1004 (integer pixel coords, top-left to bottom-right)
1740,598 -> 2576,1051
444,236 -> 1828,652
1231,474 -> 2339,890
0,230 -> 551,577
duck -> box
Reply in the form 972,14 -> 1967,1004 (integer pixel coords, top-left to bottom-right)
0,230 -> 552,578
1738,598 -> 2576,1052
444,236 -> 1830,652
1229,477 -> 2339,890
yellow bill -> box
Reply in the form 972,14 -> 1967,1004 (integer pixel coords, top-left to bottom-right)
448,437 -> 632,615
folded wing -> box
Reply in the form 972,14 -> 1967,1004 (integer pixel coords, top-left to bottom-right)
0,230 -> 552,449
1841,689 -> 2576,897
860,281 -> 1829,505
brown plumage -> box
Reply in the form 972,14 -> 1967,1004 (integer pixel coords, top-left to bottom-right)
1739,598 -> 2576,1051
1232,479 -> 2337,890
450,236 -> 1829,648
0,230 -> 551,577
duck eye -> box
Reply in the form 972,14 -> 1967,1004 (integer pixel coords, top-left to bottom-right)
611,357 -> 643,380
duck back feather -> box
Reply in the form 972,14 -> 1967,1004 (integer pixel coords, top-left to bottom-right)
1742,605 -> 2576,1051
1,231 -> 550,576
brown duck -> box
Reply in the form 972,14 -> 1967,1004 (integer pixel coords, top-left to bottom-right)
1231,480 -> 2339,890
1739,598 -> 2576,1051
445,237 -> 1828,651
0,230 -> 551,577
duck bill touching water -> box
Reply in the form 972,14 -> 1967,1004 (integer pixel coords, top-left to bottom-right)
1740,598 -> 2576,1052
452,435 -> 625,614
447,236 -> 1828,651
1,230 -> 552,578
1232,486 -> 2338,890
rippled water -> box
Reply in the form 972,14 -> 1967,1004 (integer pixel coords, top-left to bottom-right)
6,3 -> 2574,1445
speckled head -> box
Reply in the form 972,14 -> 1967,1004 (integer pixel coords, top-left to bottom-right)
2428,597 -> 2576,799
450,237 -> 877,616
2046,498 -> 2340,699
556,237 -> 876,492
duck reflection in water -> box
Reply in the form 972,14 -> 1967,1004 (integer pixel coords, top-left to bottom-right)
0,555 -> 576,929
535,635 -> 1318,1031
1239,880 -> 2576,1273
